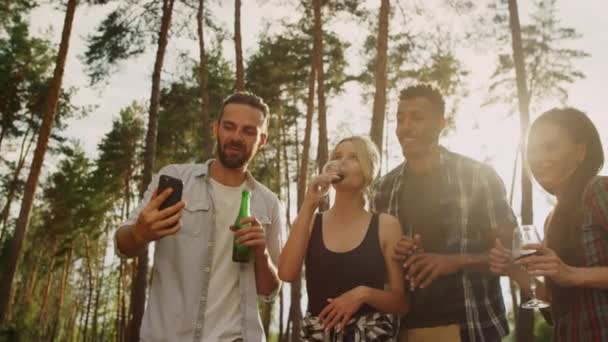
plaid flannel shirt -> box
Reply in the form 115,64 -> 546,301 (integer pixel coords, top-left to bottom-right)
553,176 -> 608,341
371,147 -> 516,342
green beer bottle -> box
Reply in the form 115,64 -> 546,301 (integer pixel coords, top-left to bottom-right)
232,190 -> 252,262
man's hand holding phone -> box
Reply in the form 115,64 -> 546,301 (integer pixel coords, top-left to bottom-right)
131,180 -> 186,244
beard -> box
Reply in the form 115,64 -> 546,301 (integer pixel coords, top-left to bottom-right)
216,136 -> 254,169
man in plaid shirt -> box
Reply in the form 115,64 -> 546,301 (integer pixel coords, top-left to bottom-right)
371,84 -> 517,342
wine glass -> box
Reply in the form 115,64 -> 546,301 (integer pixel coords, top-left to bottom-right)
322,160 -> 345,184
513,225 -> 550,309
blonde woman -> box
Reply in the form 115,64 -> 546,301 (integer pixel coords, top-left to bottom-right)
279,136 -> 408,341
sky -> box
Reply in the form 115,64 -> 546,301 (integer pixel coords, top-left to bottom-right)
32,0 -> 605,226
27,0 -> 608,330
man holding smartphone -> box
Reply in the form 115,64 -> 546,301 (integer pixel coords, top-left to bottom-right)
115,92 -> 284,342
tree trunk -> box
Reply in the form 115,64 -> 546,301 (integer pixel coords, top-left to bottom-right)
37,250 -> 57,331
65,299 -> 78,342
116,259 -> 125,342
197,0 -> 213,160
508,150 -> 520,326
507,0 -> 532,224
124,169 -> 131,220
0,126 -> 5,152
279,110 -> 291,342
82,238 -> 95,342
313,0 -> 327,175
98,284 -> 109,342
274,109 -> 282,196
292,23 -> 318,342
91,258 -> 103,340
507,0 -> 534,340
92,230 -> 109,341
370,0 -> 390,153
0,128 -> 35,243
0,0 -> 77,323
15,242 -> 40,313
77,300 -> 86,342
234,0 -> 245,91
91,269 -> 103,340
50,248 -> 73,341
130,0 -> 175,340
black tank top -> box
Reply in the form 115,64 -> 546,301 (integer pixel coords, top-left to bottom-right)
305,213 -> 386,317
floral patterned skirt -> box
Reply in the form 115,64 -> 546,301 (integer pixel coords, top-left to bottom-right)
300,311 -> 398,342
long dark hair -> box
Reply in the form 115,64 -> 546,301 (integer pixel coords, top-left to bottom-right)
530,107 -> 604,252
528,107 -> 604,266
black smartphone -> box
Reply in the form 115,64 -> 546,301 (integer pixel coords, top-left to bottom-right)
157,175 -> 183,210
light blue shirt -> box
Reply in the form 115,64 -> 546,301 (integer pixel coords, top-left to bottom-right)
115,160 -> 285,342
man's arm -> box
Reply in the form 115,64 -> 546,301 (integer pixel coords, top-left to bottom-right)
253,252 -> 280,297
115,224 -> 148,258
404,163 -> 517,288
115,177 -> 185,258
476,165 -> 518,271
455,221 -> 516,274
235,200 -> 284,298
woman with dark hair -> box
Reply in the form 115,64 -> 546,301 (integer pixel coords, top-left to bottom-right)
489,107 -> 608,340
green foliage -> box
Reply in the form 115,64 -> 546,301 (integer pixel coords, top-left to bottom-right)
484,0 -> 589,112
0,7 -> 84,149
38,143 -> 99,241
93,102 -> 146,208
246,33 -> 310,108
244,20 -> 351,191
0,0 -> 35,31
0,1 -> 594,340
534,313 -> 553,341
354,3 -> 468,132
0,18 -> 54,143
155,47 -> 234,167
83,8 -> 148,84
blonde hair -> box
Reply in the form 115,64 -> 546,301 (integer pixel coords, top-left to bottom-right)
331,135 -> 380,197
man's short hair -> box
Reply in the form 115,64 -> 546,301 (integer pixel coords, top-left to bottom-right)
399,84 -> 445,118
218,92 -> 270,123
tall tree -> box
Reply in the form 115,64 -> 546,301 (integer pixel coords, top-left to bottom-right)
246,5 -> 351,338
245,25 -> 350,337
0,130 -> 34,242
313,0 -> 328,177
0,5 -> 79,243
294,16 -> 319,341
359,5 -> 468,150
86,0 -> 179,337
197,0 -> 212,160
369,0 -> 390,152
93,104 -> 146,341
93,103 -> 146,213
483,0 -> 588,112
49,248 -> 72,341
476,1 -> 588,335
155,49 -> 234,167
507,1 -> 534,340
234,0 -> 245,91
0,0 -> 77,324
130,0 -> 176,339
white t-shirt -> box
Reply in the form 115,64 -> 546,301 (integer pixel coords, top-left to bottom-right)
201,178 -> 246,341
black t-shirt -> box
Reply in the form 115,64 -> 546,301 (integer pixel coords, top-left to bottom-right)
400,167 -> 466,328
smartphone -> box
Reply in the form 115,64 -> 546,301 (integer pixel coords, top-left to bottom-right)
157,175 -> 183,210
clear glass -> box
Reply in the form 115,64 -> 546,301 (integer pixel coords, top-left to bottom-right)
513,225 -> 550,309
322,160 -> 344,184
